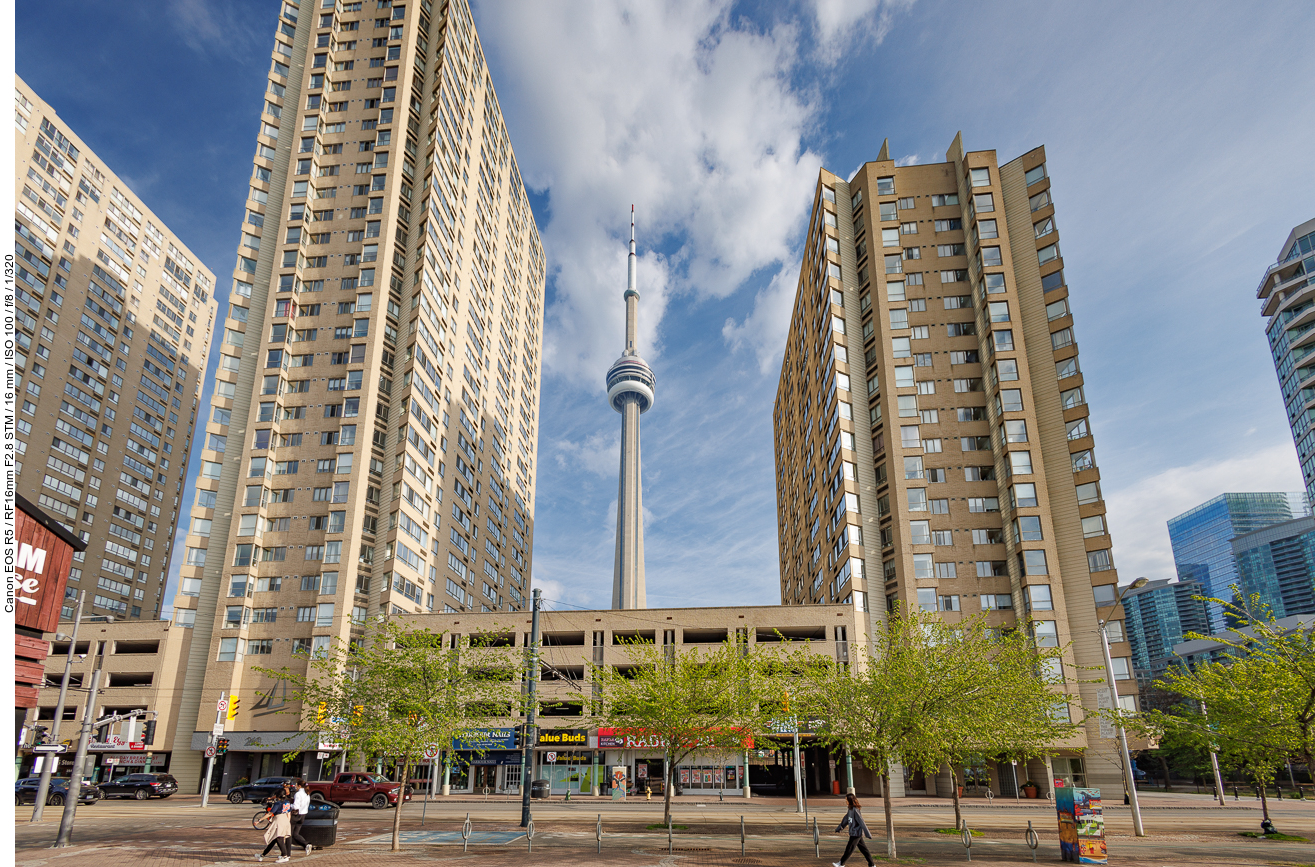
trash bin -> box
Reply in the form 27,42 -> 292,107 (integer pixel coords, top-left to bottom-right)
301,801 -> 340,848
530,779 -> 551,800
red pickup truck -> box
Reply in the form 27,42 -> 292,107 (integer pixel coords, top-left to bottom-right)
306,773 -> 412,809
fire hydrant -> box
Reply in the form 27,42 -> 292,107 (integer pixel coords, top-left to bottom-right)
645,784 -> 652,801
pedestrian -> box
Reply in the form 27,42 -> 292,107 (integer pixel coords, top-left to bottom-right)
832,793 -> 875,867
290,779 -> 313,855
256,784 -> 294,862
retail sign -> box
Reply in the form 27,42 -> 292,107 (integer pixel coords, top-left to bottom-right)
13,500 -> 83,634
454,727 -> 517,750
105,754 -> 151,767
537,728 -> 588,747
1056,787 -> 1107,864
598,727 -> 752,749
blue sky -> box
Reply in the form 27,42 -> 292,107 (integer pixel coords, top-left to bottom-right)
18,0 -> 1315,612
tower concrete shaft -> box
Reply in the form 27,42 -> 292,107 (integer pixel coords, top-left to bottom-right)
607,209 -> 655,609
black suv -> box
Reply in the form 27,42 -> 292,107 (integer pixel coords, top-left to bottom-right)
100,772 -> 178,800
226,776 -> 296,804
15,777 -> 101,806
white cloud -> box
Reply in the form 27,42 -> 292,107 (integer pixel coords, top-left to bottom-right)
722,261 -> 802,374
553,428 -> 621,478
476,0 -> 907,386
811,0 -> 911,61
1104,442 -> 1303,584
894,153 -> 920,167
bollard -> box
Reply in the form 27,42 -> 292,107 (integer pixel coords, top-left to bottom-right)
461,813 -> 472,854
1233,786 -> 1239,801
1276,784 -> 1283,801
960,818 -> 973,861
596,814 -> 602,854
1025,820 -> 1040,863
527,818 -> 535,853
741,815 -> 746,857
812,816 -> 820,858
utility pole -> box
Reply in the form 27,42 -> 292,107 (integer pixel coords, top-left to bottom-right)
1201,701 -> 1226,806
33,592 -> 84,822
520,589 -> 541,828
1099,578 -> 1148,837
54,639 -> 104,847
200,698 -> 227,809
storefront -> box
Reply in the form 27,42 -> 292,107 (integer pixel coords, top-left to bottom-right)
449,728 -> 520,794
535,729 -> 593,794
596,728 -> 747,796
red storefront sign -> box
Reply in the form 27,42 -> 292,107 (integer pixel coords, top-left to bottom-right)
13,495 -> 86,708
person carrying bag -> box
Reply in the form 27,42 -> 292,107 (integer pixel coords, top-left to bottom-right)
833,793 -> 876,867
256,786 -> 294,862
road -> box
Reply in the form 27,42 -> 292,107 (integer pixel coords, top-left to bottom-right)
13,789 -> 1315,866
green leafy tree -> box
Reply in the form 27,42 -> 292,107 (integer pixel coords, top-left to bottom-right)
791,604 -> 1076,858
587,636 -> 777,826
254,619 -> 521,851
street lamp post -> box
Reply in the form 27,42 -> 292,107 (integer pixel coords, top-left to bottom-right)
33,592 -> 86,822
1099,577 -> 1148,838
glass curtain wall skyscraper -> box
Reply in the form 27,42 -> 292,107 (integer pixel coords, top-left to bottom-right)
1167,492 -> 1309,630
1257,217 -> 1315,502
167,0 -> 545,792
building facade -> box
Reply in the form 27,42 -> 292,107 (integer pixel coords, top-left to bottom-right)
1167,492 -> 1308,629
1119,578 -> 1209,695
17,619 -> 193,782
1258,218 -> 1315,502
1233,516 -> 1315,619
772,135 -> 1132,793
13,76 -> 218,623
166,0 -> 545,792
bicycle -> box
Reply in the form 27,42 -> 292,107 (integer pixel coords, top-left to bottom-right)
252,809 -> 273,831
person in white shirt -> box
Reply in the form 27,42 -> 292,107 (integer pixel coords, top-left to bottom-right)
290,779 -> 312,855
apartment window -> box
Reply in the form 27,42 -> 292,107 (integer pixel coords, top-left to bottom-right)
983,273 -> 1006,293
996,359 -> 1019,381
932,530 -> 953,546
1066,417 -> 1089,441
977,562 -> 1008,578
886,280 -> 904,301
1072,450 -> 1094,472
315,602 -> 335,626
1020,550 -> 1049,576
892,337 -> 911,358
938,593 -> 960,611
907,488 -> 928,512
899,222 -> 918,235
913,555 -> 934,581
217,638 -> 243,661
934,562 -> 957,579
1087,549 -> 1114,573
929,498 -> 950,514
909,520 -> 931,545
897,395 -> 919,418
1093,583 -> 1118,607
969,167 -> 990,187
916,587 -> 937,611
901,426 -> 921,449
981,593 -> 1012,610
1009,451 -> 1033,476
1013,516 -> 1043,543
1012,483 -> 1038,508
1003,420 -> 1028,443
965,466 -> 995,482
1027,584 -> 1053,611
1038,244 -> 1059,265
988,301 -> 1010,323
1046,298 -> 1069,321
967,497 -> 999,513
973,193 -> 994,213
981,246 -> 1002,267
876,176 -> 895,196
1033,621 -> 1059,647
1110,657 -> 1132,681
1082,515 -> 1106,538
1106,619 -> 1125,643
884,254 -> 902,274
882,228 -> 900,248
999,389 -> 1023,412
1025,164 -> 1047,185
889,308 -> 909,329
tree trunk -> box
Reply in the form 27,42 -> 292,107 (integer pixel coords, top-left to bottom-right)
881,767 -> 896,859
1257,772 -> 1270,823
1159,756 -> 1172,792
949,764 -> 962,829
391,759 -> 409,852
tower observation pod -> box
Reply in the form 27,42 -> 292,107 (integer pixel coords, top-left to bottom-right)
607,207 -> 655,609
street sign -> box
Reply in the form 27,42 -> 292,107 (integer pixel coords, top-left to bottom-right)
546,751 -> 557,764
212,723 -> 225,737
217,698 -> 229,714
316,752 -> 329,760
204,745 -> 216,758
32,744 -> 68,754
423,745 -> 440,760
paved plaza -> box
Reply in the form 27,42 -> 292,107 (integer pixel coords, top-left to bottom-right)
13,791 -> 1315,866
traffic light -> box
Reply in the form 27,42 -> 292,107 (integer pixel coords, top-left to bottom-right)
33,725 -> 49,746
315,702 -> 327,725
142,719 -> 157,746
216,737 -> 229,755
227,694 -> 240,721
95,723 -> 110,743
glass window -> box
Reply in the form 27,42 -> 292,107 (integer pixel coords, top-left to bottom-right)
1076,482 -> 1101,504
916,587 -> 936,611
997,359 -> 1019,381
1000,389 -> 1023,412
988,301 -> 1010,322
1014,516 -> 1043,542
1004,420 -> 1028,443
1021,550 -> 1049,575
1110,657 -> 1131,680
1033,620 -> 1059,647
898,395 -> 919,417
969,167 -> 990,187
1025,164 -> 1047,185
978,219 -> 998,239
882,228 -> 900,248
894,366 -> 915,387
909,520 -> 931,545
1081,515 -> 1106,538
1027,584 -> 1053,611
1087,549 -> 1114,572
1009,451 -> 1033,475
907,488 -> 928,511
1093,583 -> 1117,607
973,193 -> 994,213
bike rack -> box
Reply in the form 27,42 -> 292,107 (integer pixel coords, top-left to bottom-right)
596,813 -> 602,853
1025,819 -> 1039,863
526,819 -> 535,853
960,818 -> 973,861
461,813 -> 471,853
812,817 -> 820,858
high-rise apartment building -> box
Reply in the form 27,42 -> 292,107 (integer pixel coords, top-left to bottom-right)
168,0 -> 545,792
1258,217 -> 1315,501
773,135 -> 1132,793
13,77 -> 217,622
1119,578 -> 1209,693
1167,492 -> 1308,629
1233,516 -> 1315,619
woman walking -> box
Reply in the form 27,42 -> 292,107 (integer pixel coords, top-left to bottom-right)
833,793 -> 876,867
256,784 -> 294,862
289,779 -> 312,854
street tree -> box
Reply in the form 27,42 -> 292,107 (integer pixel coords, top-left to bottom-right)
791,604 -> 1076,858
254,619 -> 521,851
586,635 -> 776,826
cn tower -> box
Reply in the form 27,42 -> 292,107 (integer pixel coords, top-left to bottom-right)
607,208 -> 655,609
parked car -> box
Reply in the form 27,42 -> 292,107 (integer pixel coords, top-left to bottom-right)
306,772 -> 412,809
14,777 -> 101,806
226,776 -> 296,804
100,772 -> 178,800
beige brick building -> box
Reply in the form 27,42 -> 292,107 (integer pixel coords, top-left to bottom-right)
12,77 -> 217,623
773,135 -> 1136,796
167,0 -> 545,793
18,620 -> 193,782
